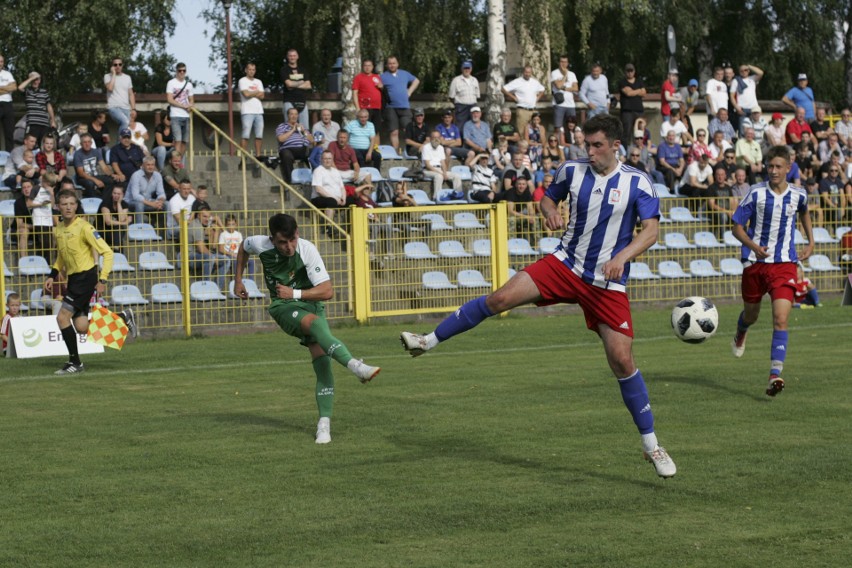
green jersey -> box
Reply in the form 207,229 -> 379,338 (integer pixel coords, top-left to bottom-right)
242,235 -> 330,301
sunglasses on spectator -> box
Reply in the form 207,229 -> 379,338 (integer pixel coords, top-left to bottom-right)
630,154 -> 641,158
177,68 -> 187,73
829,169 -> 839,172
113,62 -> 123,67
697,132 -> 706,137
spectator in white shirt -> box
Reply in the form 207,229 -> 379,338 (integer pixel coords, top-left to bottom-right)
502,65 -> 545,135
421,130 -> 464,199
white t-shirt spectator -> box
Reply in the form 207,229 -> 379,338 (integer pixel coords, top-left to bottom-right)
104,73 -> 133,109
682,161 -> 713,186
421,143 -> 446,169
503,77 -> 545,109
660,121 -> 688,145
730,75 -> 758,110
310,166 -> 345,201
550,68 -> 578,108
218,229 -> 244,256
166,78 -> 195,119
167,193 -> 195,229
705,78 -> 728,115
31,186 -> 53,227
238,77 -> 264,115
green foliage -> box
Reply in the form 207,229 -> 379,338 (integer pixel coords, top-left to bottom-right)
0,0 -> 176,104
1,304 -> 850,565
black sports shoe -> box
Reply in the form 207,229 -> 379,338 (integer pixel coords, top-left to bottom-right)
120,308 -> 139,339
55,361 -> 85,375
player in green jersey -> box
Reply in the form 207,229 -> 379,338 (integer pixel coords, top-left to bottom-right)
234,213 -> 380,444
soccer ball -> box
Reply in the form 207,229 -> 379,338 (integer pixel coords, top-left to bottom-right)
671,297 -> 719,344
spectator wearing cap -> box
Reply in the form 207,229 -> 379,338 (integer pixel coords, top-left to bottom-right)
660,69 -> 682,121
617,63 -> 646,146
307,131 -> 325,169
766,112 -> 786,147
404,108 -> 429,157
782,73 -> 816,121
739,106 -> 767,147
436,109 -> 474,163
351,59 -> 383,131
463,107 -> 492,155
311,108 -> 340,150
681,79 -> 700,117
238,62 -> 265,157
502,65 -> 545,134
380,56 -> 420,153
110,127 -> 145,182
730,63 -> 763,120
448,60 -> 480,134
550,54 -> 579,133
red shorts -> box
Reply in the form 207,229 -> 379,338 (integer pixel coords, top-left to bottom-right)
741,262 -> 797,304
524,254 -> 634,337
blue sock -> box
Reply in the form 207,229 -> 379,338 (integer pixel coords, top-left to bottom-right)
737,311 -> 751,334
805,289 -> 820,305
618,369 -> 655,435
435,296 -> 495,342
770,330 -> 788,376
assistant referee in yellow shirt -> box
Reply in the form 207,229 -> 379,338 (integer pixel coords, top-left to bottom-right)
43,179 -> 137,374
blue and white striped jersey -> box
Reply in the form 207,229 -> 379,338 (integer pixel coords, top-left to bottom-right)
731,183 -> 808,264
544,160 -> 659,292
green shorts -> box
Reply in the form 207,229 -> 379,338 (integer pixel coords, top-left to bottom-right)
268,299 -> 326,346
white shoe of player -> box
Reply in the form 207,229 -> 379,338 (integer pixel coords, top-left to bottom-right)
349,359 -> 380,384
644,446 -> 677,478
731,330 -> 747,358
315,418 -> 331,444
400,331 -> 430,357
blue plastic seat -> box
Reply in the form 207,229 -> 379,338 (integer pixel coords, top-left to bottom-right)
689,259 -> 722,277
438,240 -> 472,258
694,231 -> 725,248
472,239 -> 492,257
629,262 -> 659,280
450,165 -> 472,181
664,232 -> 696,249
139,251 -> 175,270
403,241 -> 438,260
128,223 -> 162,241
151,282 -> 183,303
720,258 -> 744,276
228,279 -> 265,299
422,271 -> 457,290
457,269 -> 491,288
290,168 -> 313,185
18,255 -> 52,276
453,212 -> 486,229
538,237 -> 561,254
81,197 -> 102,215
388,166 -> 411,182
190,280 -> 227,301
407,189 -> 435,205
508,238 -> 536,256
112,284 -> 149,305
421,213 -> 453,231
378,145 -> 403,160
658,260 -> 691,278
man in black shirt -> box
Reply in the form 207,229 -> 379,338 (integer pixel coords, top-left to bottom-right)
280,49 -> 312,130
404,108 -> 429,157
618,63 -> 646,145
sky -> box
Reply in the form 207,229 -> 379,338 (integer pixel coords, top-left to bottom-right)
166,0 -> 221,93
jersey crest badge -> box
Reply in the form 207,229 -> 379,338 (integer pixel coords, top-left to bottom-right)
608,188 -> 622,204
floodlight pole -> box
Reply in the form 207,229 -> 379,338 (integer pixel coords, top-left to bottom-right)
223,0 -> 235,156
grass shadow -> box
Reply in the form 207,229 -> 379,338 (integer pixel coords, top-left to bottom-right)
655,373 -> 769,402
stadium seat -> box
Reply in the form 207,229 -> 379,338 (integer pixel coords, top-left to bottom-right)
111,284 -> 149,306
438,240 -> 472,258
836,226 -> 851,240
629,262 -> 659,280
648,241 -> 667,251
812,227 -> 838,244
508,238 -> 537,256
378,145 -> 403,160
472,239 -> 491,257
453,212 -> 486,229
436,189 -> 467,204
360,167 -> 385,181
0,150 -> 9,167
457,269 -> 491,289
101,252 -> 135,272
403,241 -> 438,260
794,228 -> 809,245
657,260 -> 691,278
128,223 -> 162,241
29,288 -> 52,310
4,290 -> 28,312
720,258 -> 744,276
388,166 -> 411,182
808,254 -> 840,272
723,230 -> 741,247
18,255 -> 52,276
81,197 -> 102,215
422,270 -> 457,290
668,207 -> 700,223
664,232 -> 696,249
228,279 -> 265,299
139,251 -> 175,270
190,280 -> 227,301
290,168 -> 313,185
538,237 -> 561,254
407,189 -> 435,205
659,212 -> 673,223
694,231 -> 725,248
507,268 -> 517,279
3,260 -> 13,277
689,259 -> 723,277
653,183 -> 675,198
421,214 -> 453,231
151,282 -> 184,303
450,165 -> 472,181
0,199 -> 15,217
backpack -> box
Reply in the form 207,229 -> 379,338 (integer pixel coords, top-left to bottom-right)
375,179 -> 395,203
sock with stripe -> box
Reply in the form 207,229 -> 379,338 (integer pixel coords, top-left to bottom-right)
618,369 -> 655,443
308,318 -> 353,367
770,330 -> 788,376
435,295 -> 495,342
60,325 -> 82,366
312,356 -> 334,418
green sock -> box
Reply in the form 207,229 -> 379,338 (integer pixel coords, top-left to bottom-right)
313,356 -> 334,418
309,318 -> 353,367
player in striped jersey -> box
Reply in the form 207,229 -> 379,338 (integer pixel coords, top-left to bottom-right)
233,214 -> 380,444
731,145 -> 814,396
401,114 -> 676,478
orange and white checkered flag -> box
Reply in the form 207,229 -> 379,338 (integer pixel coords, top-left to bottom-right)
87,305 -> 129,350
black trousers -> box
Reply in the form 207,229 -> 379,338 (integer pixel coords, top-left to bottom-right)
0,101 -> 14,151
279,146 -> 310,183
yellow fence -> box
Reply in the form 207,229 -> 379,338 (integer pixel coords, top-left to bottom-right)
1,198 -> 849,335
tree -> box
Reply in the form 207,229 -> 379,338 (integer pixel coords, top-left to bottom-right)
0,0 -> 176,104
485,0 -> 507,126
340,3 -> 362,122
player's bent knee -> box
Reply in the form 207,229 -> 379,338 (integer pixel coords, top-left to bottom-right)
300,313 -> 319,334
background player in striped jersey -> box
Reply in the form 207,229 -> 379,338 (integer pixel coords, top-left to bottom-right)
233,214 -> 380,445
401,114 -> 676,478
731,145 -> 814,396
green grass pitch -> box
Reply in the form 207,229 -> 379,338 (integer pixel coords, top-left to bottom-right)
1,301 -> 850,567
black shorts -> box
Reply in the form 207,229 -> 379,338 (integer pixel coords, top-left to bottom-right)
63,267 -> 98,317
382,107 -> 412,132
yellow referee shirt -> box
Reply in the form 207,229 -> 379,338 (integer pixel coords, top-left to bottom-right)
52,217 -> 114,280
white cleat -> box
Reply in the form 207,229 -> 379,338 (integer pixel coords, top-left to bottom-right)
731,331 -> 747,358
644,446 -> 677,478
400,331 -> 429,357
350,359 -> 381,384
315,418 -> 331,444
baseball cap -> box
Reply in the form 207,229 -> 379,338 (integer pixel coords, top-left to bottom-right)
313,132 -> 324,142
442,109 -> 453,117
413,107 -> 425,116
669,68 -> 679,75
471,106 -> 482,113
797,73 -> 808,81
119,128 -> 132,137
633,130 -> 644,138
624,63 -> 635,72
461,60 -> 473,69
751,106 -> 761,114
688,79 -> 698,87
772,112 -> 783,120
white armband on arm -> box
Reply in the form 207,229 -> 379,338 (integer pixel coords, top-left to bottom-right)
292,289 -> 302,300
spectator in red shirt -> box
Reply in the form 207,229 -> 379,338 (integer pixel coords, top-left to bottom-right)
785,106 -> 813,145
660,69 -> 682,120
351,59 -> 383,132
328,130 -> 370,184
